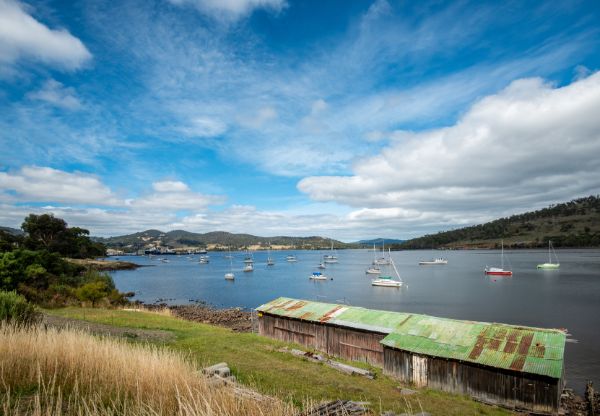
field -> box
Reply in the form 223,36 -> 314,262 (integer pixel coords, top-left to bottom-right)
35,307 -> 512,415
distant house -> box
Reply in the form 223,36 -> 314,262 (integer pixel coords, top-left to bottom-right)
256,297 -> 565,414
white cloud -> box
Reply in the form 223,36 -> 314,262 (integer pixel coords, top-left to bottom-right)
168,0 -> 286,21
180,116 -> 227,138
0,166 -> 121,205
129,180 -> 225,211
26,79 -> 82,110
299,72 -> 600,220
0,0 -> 91,70
152,180 -> 189,192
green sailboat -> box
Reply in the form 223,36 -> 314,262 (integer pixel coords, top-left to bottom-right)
537,240 -> 560,269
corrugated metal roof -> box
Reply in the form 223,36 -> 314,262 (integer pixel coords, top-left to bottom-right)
256,297 -> 565,379
256,297 -> 412,333
381,314 -> 565,379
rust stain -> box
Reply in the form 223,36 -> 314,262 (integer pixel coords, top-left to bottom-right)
468,328 -> 489,360
298,312 -> 313,320
319,305 -> 344,322
503,330 -> 519,353
517,333 -> 534,355
285,301 -> 307,311
531,343 -> 546,358
509,354 -> 526,371
269,299 -> 293,311
489,338 -> 501,351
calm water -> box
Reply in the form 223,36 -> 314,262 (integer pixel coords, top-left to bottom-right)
110,249 -> 600,393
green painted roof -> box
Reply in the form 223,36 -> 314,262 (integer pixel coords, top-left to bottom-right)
256,297 -> 412,333
381,314 -> 565,379
256,297 -> 566,379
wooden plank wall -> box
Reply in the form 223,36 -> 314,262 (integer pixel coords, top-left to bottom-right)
259,315 -> 385,366
383,347 -> 560,414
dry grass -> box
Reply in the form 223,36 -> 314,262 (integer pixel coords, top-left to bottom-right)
0,323 -> 292,415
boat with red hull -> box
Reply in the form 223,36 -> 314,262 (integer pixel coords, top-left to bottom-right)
484,240 -> 512,276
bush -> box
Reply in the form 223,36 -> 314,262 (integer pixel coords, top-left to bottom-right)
0,290 -> 41,326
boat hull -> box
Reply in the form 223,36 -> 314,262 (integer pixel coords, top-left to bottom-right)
537,263 -> 560,269
485,270 -> 513,276
371,280 -> 402,287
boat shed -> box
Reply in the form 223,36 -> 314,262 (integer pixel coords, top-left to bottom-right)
256,297 -> 412,366
256,297 -> 566,414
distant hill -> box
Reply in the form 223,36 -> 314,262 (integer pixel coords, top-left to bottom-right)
395,195 -> 600,249
357,238 -> 404,247
95,230 -> 355,251
0,226 -> 23,236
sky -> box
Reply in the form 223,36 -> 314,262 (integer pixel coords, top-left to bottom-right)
0,0 -> 599,241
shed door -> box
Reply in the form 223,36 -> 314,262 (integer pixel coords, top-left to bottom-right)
412,355 -> 428,387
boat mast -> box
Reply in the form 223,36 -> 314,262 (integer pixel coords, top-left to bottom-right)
390,255 -> 402,281
501,240 -> 504,269
548,240 -> 551,263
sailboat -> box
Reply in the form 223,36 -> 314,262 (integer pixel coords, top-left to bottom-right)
366,244 -> 381,274
371,255 -> 402,287
484,240 -> 513,276
267,244 -> 275,266
373,240 -> 390,265
323,240 -> 338,263
537,240 -> 560,269
243,250 -> 254,264
224,248 -> 235,280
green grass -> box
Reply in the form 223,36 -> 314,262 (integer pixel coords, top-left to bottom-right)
45,307 -> 511,416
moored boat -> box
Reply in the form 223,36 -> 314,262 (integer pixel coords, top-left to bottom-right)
419,258 -> 448,265
371,255 -> 402,287
537,240 -> 560,269
484,240 -> 512,276
309,271 -> 328,280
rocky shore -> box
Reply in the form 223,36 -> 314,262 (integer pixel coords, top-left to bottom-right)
144,303 -> 253,332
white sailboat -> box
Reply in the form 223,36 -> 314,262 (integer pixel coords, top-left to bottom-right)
371,255 -> 402,287
484,240 -> 512,276
267,244 -> 275,266
243,263 -> 254,272
373,240 -> 390,265
537,240 -> 560,269
366,244 -> 381,274
419,257 -> 448,265
225,248 -> 234,280
323,240 -> 338,263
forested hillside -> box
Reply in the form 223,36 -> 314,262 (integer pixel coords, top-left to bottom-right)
395,195 -> 600,249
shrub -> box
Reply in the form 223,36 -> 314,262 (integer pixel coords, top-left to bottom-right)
0,290 -> 41,326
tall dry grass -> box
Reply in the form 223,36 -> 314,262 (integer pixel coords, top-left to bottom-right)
0,323 -> 292,415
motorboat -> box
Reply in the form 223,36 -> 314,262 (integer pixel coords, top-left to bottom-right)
286,254 -> 297,262
365,266 -> 381,274
371,276 -> 402,287
309,271 -> 328,280
243,263 -> 254,272
224,272 -> 235,280
419,258 -> 448,265
199,256 -> 209,264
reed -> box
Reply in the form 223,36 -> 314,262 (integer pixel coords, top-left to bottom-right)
0,323 -> 291,415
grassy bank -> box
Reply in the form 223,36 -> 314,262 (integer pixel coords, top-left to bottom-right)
1,323 -> 289,415
44,307 -> 511,415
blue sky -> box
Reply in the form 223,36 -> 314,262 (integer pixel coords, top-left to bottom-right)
1,0 -> 600,240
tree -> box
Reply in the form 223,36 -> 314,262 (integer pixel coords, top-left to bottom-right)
75,281 -> 110,307
22,214 -> 67,249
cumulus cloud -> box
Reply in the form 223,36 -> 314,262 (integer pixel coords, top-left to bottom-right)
0,166 -> 121,205
168,0 -> 286,21
299,72 -> 600,220
180,116 -> 227,138
26,79 -> 82,110
0,0 -> 91,70
129,180 -> 225,211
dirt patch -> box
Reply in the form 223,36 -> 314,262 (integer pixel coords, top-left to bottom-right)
43,314 -> 175,342
168,305 -> 252,332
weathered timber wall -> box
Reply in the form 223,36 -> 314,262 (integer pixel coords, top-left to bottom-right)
383,347 -> 561,414
259,314 -> 385,366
